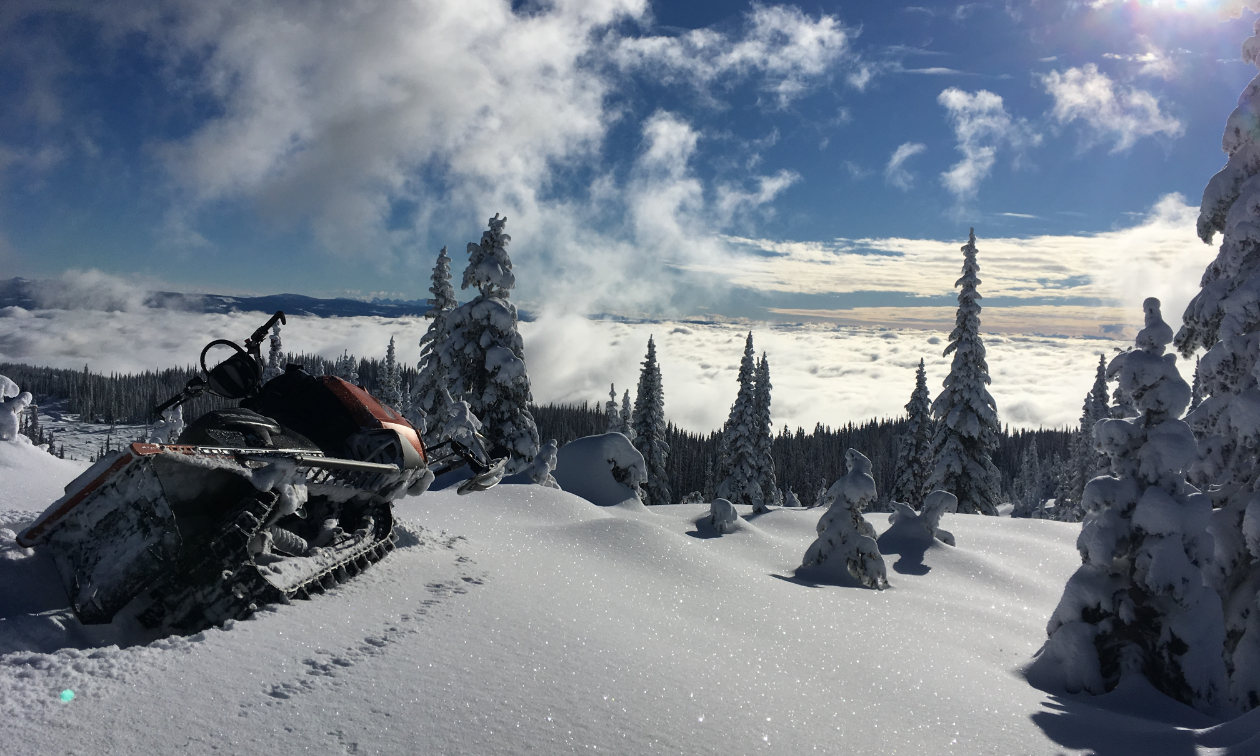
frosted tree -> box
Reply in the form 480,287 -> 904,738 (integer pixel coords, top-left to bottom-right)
0,376 -> 31,443
381,336 -> 404,409
716,333 -> 763,506
605,384 -> 621,433
528,439 -> 560,489
1173,20 -> 1260,710
619,390 -> 635,441
751,353 -> 778,513
441,214 -> 539,472
892,359 -> 934,510
335,351 -> 359,384
412,246 -> 459,439
800,449 -> 888,589
1041,298 -> 1225,710
147,405 -> 184,445
1012,438 -> 1043,518
926,228 -> 1002,516
263,321 -> 284,382
1058,356 -> 1115,522
630,336 -> 671,506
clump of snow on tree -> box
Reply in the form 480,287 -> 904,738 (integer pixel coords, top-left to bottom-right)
263,321 -> 284,382
1033,298 -> 1226,711
926,228 -> 1002,516
798,448 -> 888,589
553,433 -> 647,508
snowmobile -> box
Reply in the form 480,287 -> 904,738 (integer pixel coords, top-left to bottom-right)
17,311 -> 505,633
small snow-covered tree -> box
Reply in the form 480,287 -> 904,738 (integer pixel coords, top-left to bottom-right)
381,336 -> 403,409
1173,20 -> 1260,710
263,321 -> 284,382
1057,356 -> 1114,522
631,336 -> 671,506
441,215 -> 539,472
751,353 -> 778,513
892,358 -> 934,510
784,490 -> 801,508
0,375 -> 31,443
605,384 -> 621,433
1040,298 -> 1225,710
716,333 -> 763,506
147,405 -> 184,445
335,351 -> 359,384
412,246 -> 459,439
528,439 -> 560,488
619,390 -> 635,441
1012,438 -> 1043,519
800,448 -> 888,589
926,228 -> 1002,516
887,490 -> 958,547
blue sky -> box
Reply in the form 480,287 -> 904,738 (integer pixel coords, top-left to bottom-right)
0,0 -> 1257,331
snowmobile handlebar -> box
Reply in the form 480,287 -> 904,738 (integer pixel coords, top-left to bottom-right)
150,311 -> 287,420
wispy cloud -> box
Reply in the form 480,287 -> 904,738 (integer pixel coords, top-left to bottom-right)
884,142 -> 927,190
937,88 -> 1040,201
1039,64 -> 1183,152
1102,39 -> 1178,80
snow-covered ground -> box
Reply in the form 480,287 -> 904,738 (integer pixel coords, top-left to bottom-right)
4,439 -> 1260,754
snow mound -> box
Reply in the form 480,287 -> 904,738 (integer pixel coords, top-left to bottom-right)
552,433 -> 646,508
0,439 -> 90,513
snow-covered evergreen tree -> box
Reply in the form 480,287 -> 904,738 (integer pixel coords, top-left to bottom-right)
716,333 -> 763,506
605,384 -> 621,433
925,228 -> 1002,516
0,376 -> 32,443
631,336 -> 671,507
1012,438 -> 1043,519
1041,298 -> 1225,710
381,336 -> 403,409
892,359 -> 934,510
528,439 -> 560,489
441,214 -> 539,472
619,390 -> 635,441
1057,356 -> 1115,522
335,351 -> 359,384
1173,20 -> 1260,710
147,405 -> 184,445
412,246 -> 459,439
263,321 -> 284,382
800,448 -> 888,589
751,353 -> 778,513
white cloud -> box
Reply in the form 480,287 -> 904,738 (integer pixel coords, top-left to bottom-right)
937,88 -> 1039,200
884,142 -> 926,190
704,193 -> 1215,336
1102,38 -> 1177,80
14,0 -> 845,318
1039,64 -> 1183,152
612,5 -> 858,106
0,304 -> 1134,432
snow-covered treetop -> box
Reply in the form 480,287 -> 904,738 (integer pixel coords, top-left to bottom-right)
462,214 -> 515,298
1105,298 -> 1193,450
824,448 -> 877,512
427,246 -> 458,315
906,358 -> 930,419
944,228 -> 986,374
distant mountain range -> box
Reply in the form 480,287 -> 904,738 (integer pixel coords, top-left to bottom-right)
0,277 -> 436,318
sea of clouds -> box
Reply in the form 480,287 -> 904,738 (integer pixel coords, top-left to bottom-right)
0,303 -> 1136,433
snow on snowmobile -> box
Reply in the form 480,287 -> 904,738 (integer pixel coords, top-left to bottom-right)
17,311 -> 506,633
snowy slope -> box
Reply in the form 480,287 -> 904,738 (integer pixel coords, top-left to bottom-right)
3,456 -> 1260,754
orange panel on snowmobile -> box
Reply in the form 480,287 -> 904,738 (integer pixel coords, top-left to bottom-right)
319,376 -> 426,463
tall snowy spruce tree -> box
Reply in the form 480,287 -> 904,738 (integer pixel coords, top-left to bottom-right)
412,246 -> 459,438
717,333 -> 764,506
1040,298 -> 1225,710
631,336 -> 671,506
381,336 -> 403,409
891,358 -> 933,510
1055,355 -> 1113,522
441,215 -> 539,472
1174,18 -> 1260,710
926,228 -> 1002,515
606,384 -> 621,433
751,352 -> 778,513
